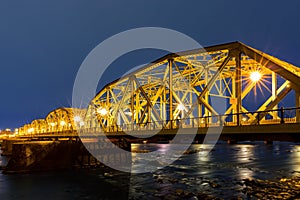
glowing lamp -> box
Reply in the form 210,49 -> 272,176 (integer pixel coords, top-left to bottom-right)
177,104 -> 185,111
250,71 -> 262,82
74,116 -> 81,122
28,128 -> 34,133
60,121 -> 66,126
97,107 -> 108,116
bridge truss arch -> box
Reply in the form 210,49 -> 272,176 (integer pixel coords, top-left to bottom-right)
45,108 -> 87,132
30,119 -> 48,135
17,108 -> 86,136
84,42 -> 300,132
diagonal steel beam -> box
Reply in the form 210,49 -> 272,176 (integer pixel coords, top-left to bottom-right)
253,80 -> 290,117
132,76 -> 162,122
250,86 -> 292,125
182,55 -> 231,119
111,77 -> 132,123
198,56 -> 231,100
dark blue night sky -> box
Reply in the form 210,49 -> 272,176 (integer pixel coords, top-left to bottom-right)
1,0 -> 300,129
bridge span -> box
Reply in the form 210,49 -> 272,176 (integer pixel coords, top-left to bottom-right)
2,41 -> 300,173
3,41 -> 300,143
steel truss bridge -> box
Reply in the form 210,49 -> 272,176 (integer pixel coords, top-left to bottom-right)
10,42 -> 300,142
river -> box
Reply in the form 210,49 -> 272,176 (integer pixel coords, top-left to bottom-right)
1,142 -> 300,199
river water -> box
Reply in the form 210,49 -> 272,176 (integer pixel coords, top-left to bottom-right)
0,142 -> 300,199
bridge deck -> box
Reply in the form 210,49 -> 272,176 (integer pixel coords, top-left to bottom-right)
6,123 -> 299,143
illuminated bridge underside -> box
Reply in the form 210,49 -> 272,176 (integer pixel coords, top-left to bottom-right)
85,42 -> 300,132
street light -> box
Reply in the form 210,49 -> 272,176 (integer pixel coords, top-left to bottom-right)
250,71 -> 262,82
28,128 -> 34,136
242,117 -> 247,122
97,107 -> 108,116
74,116 -> 81,122
28,128 -> 34,133
177,104 -> 185,111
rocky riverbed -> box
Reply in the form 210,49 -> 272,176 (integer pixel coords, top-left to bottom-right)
242,177 -> 300,200
130,177 -> 300,200
129,174 -> 300,199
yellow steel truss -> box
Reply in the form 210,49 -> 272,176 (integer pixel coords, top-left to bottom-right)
16,42 -> 300,135
17,108 -> 86,135
85,42 -> 300,131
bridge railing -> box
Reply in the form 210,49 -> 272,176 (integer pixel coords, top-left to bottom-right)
17,130 -> 78,137
86,107 -> 300,133
18,107 -> 300,136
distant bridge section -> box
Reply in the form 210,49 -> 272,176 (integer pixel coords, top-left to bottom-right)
15,108 -> 86,136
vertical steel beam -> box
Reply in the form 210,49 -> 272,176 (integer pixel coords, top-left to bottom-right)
204,68 -> 209,119
296,90 -> 300,122
106,88 -> 110,105
231,73 -> 236,123
131,81 -> 135,124
198,98 -> 202,126
135,89 -> 140,124
189,92 -> 192,125
235,51 -> 242,125
169,59 -> 173,122
272,72 -> 278,118
160,92 -> 163,121
163,87 -> 166,122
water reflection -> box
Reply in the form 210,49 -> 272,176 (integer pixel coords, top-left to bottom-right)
234,145 -> 255,180
290,145 -> 300,173
1,143 -> 300,199
236,145 -> 254,163
131,144 -> 177,173
197,147 -> 211,162
237,167 -> 254,180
